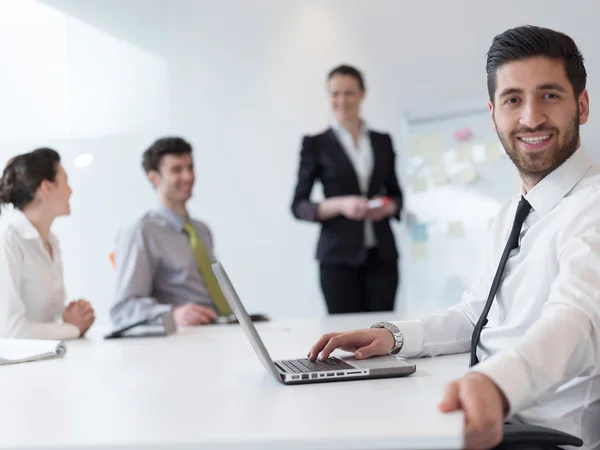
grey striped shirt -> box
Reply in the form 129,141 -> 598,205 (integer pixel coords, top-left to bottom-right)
110,206 -> 217,326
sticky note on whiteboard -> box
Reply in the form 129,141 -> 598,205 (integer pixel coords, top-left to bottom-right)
454,127 -> 473,142
447,221 -> 465,237
410,223 -> 428,242
411,242 -> 428,261
485,142 -> 503,161
424,148 -> 445,168
409,137 -> 424,157
432,171 -> 449,186
426,135 -> 443,151
456,145 -> 473,163
412,177 -> 428,192
458,167 -> 478,185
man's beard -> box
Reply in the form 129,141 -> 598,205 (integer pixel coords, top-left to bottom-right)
496,110 -> 580,181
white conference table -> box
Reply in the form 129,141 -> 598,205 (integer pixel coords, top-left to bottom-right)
0,313 -> 467,450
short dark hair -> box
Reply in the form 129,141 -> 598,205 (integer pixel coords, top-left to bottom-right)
0,148 -> 61,214
142,137 -> 193,173
486,25 -> 586,103
327,64 -> 366,90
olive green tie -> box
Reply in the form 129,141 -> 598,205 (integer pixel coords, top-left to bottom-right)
182,222 -> 232,316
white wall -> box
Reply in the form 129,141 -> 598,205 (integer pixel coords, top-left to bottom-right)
1,0 -> 599,324
0,0 -> 169,324
165,0 -> 600,319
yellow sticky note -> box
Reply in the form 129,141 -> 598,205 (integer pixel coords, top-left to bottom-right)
427,135 -> 443,152
447,221 -> 465,237
411,242 -> 428,261
409,137 -> 424,157
412,177 -> 428,193
458,167 -> 478,185
485,142 -> 503,161
432,171 -> 449,186
424,148 -> 445,168
456,145 -> 472,163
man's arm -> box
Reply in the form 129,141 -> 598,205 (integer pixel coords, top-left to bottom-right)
308,213 -> 499,361
309,287 -> 486,361
471,210 -> 600,416
110,223 -> 171,326
387,210 -> 504,358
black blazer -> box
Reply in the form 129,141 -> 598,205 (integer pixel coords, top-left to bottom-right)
291,128 -> 403,266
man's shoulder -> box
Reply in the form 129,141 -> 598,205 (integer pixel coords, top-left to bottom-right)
574,164 -> 600,197
119,212 -> 172,241
565,166 -> 600,220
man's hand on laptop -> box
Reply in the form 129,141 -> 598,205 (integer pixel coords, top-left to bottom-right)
439,372 -> 508,449
307,328 -> 394,361
173,303 -> 218,326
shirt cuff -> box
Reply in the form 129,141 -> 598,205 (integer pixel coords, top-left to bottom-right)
470,350 -> 533,416
386,320 -> 424,357
154,304 -> 174,315
62,323 -> 81,339
296,200 -> 319,222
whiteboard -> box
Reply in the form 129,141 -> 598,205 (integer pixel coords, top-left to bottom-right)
397,104 -> 519,315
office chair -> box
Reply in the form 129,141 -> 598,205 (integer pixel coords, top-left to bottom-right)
498,423 -> 583,449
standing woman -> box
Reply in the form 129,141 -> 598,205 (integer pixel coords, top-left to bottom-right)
0,148 -> 95,339
291,65 -> 403,314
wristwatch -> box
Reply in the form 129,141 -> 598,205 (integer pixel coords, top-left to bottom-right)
370,321 -> 404,355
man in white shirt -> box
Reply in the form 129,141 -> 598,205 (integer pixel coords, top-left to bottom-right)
309,25 -> 600,450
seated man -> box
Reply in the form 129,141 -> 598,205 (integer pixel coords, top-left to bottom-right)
110,137 -> 231,327
309,26 -> 600,450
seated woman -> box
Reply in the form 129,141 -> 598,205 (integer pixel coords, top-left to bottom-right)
0,148 -> 95,339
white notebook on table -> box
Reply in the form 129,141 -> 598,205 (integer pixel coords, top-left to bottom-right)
0,339 -> 67,365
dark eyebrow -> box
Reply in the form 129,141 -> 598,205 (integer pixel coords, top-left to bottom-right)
498,87 -> 522,99
498,83 -> 567,99
536,83 -> 567,93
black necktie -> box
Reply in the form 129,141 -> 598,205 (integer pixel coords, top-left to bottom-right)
469,196 -> 532,367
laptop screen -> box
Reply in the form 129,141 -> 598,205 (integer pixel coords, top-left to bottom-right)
211,262 -> 282,381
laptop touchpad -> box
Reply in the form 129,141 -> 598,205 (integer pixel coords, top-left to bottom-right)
337,355 -> 413,369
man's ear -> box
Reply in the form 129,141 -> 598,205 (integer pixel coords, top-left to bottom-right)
147,170 -> 161,189
488,100 -> 497,132
578,89 -> 590,125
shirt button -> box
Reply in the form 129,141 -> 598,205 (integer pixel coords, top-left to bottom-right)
500,314 -> 506,322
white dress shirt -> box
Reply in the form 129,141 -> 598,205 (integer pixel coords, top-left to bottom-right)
0,210 -> 80,340
331,120 -> 376,248
390,147 -> 600,449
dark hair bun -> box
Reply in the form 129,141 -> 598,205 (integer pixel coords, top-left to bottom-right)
0,162 -> 18,204
0,149 -> 61,215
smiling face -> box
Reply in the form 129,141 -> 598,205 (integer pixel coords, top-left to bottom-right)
489,56 -> 589,187
148,153 -> 195,205
328,74 -> 364,123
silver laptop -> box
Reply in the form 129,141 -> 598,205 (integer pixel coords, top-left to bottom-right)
212,262 -> 416,385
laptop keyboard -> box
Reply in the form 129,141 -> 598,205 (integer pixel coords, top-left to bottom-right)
275,357 -> 354,373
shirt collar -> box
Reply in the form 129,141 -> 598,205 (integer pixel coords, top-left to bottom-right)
523,145 -> 592,217
154,205 -> 189,231
330,119 -> 369,138
7,209 -> 43,240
